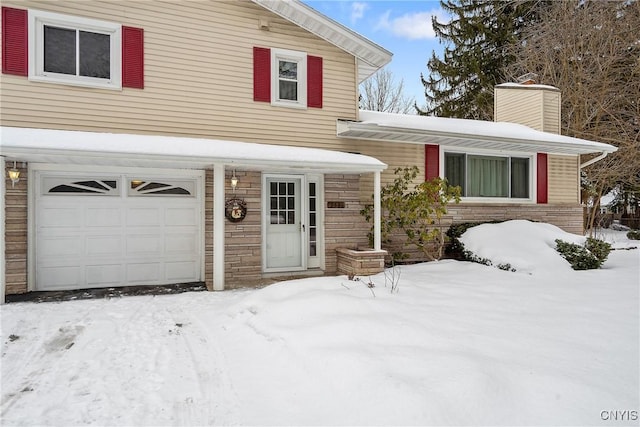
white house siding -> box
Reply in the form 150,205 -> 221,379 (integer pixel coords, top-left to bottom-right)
354,140 -> 426,200
548,155 -> 580,204
494,86 -> 561,134
0,0 -> 369,294
0,0 -> 359,150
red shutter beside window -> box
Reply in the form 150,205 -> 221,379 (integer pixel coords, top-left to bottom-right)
307,55 -> 322,108
425,144 -> 440,180
537,153 -> 548,204
2,6 -> 28,76
253,47 -> 271,102
122,26 -> 144,89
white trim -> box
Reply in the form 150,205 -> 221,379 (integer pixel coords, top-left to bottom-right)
2,127 -> 386,174
262,173 -> 307,273
338,111 -> 618,156
213,164 -> 225,291
306,174 -> 324,269
251,0 -> 391,82
29,164 -> 205,291
28,9 -> 122,90
1,157 -> 5,304
28,167 -> 36,292
271,48 -> 307,109
374,171 -> 381,251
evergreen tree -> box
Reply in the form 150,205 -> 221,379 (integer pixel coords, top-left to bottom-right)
418,0 -> 544,120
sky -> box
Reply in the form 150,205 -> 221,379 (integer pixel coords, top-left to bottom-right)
304,0 -> 448,110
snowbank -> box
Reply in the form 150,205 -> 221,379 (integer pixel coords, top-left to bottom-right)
459,220 -> 586,274
1,222 -> 638,426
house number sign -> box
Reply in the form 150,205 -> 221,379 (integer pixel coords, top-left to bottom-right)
225,198 -> 247,222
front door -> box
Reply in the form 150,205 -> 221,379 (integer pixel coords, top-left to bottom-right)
264,176 -> 305,271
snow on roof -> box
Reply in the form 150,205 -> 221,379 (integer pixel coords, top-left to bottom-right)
340,110 -> 617,155
495,82 -> 560,91
0,126 -> 387,173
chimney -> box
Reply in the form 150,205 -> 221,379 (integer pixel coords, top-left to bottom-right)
494,74 -> 561,134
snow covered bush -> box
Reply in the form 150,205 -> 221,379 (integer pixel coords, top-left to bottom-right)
555,237 -> 611,270
446,220 -> 506,259
627,230 -> 640,240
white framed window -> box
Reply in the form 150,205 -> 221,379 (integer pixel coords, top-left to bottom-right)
444,151 -> 533,200
28,9 -> 122,90
42,176 -> 120,196
271,48 -> 307,109
128,179 -> 196,197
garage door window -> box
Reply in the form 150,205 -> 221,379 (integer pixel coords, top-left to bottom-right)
129,179 -> 195,196
43,177 -> 119,195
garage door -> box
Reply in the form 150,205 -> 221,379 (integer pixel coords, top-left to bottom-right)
35,170 -> 203,291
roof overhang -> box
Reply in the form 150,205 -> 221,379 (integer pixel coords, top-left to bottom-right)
251,0 -> 392,82
337,111 -> 618,156
0,127 -> 387,174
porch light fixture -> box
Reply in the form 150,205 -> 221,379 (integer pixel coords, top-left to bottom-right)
230,170 -> 238,192
8,161 -> 20,188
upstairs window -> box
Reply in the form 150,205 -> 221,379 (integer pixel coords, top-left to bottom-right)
271,48 -> 307,108
29,9 -> 122,89
253,46 -> 322,109
445,152 -> 531,199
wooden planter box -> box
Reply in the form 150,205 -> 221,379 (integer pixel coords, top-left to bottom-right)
336,248 -> 387,277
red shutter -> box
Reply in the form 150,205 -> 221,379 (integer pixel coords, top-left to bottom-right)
425,144 -> 440,180
122,26 -> 144,89
2,6 -> 28,76
307,55 -> 322,108
537,153 -> 548,204
253,47 -> 271,102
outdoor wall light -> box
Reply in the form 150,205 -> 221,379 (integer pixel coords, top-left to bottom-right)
230,170 -> 238,192
8,161 -> 20,188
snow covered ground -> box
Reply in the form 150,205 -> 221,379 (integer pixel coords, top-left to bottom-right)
1,221 -> 638,426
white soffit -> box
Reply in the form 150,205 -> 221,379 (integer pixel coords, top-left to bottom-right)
337,110 -> 618,156
251,0 -> 392,82
0,127 -> 387,173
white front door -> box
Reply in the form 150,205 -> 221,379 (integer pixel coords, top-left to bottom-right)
264,176 -> 305,271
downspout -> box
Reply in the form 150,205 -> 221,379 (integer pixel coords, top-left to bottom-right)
580,151 -> 609,169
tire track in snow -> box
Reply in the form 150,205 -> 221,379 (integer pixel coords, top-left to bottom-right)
1,309 -> 91,418
165,305 -> 240,426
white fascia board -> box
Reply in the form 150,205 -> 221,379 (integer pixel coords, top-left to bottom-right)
251,0 -> 392,82
0,127 -> 387,173
337,112 -> 618,156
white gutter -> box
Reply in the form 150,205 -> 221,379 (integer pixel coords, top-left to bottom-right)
1,127 -> 387,174
580,151 -> 609,169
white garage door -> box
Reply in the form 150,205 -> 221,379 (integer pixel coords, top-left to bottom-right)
35,169 -> 203,291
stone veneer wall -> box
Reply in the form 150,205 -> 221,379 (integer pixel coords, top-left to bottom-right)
205,170 -> 263,290
224,171 -> 263,289
382,203 -> 584,263
323,174 -> 371,274
2,167 -> 585,295
5,162 -> 28,294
